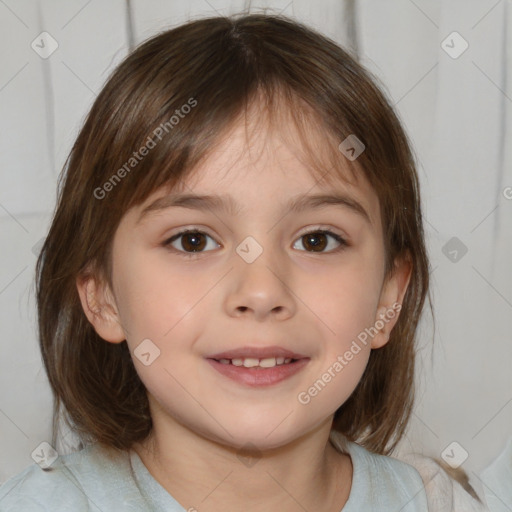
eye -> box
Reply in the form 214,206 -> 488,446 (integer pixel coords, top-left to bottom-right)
163,227 -> 348,257
293,229 -> 347,253
164,229 -> 220,255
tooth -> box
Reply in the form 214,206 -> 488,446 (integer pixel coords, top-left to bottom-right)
226,356 -> 293,368
243,358 -> 260,368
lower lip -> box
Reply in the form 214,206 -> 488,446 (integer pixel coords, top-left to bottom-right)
206,358 -> 310,387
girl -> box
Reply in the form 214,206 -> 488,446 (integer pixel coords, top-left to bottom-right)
0,13 -> 487,511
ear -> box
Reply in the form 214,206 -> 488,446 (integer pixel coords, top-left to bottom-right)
76,272 -> 126,344
371,253 -> 412,349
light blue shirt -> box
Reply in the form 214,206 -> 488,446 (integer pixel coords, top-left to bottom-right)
0,440 -> 429,511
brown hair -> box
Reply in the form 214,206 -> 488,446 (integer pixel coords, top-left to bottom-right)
36,13 -> 430,456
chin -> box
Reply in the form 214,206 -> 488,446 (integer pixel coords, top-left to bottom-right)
203,417 -> 317,454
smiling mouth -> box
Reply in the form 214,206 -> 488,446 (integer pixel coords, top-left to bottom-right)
211,357 -> 299,369
206,356 -> 310,387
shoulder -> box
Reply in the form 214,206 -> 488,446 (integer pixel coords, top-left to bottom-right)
0,444 -> 134,512
348,442 -> 428,501
330,438 -> 429,511
332,434 -> 489,511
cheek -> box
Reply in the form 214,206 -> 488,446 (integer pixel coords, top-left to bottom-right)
306,253 -> 384,340
294,253 -> 383,409
111,246 -> 209,344
296,350 -> 370,418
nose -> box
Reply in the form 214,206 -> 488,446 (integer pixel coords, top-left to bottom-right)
224,243 -> 297,322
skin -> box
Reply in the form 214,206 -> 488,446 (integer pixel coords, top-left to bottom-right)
77,107 -> 411,511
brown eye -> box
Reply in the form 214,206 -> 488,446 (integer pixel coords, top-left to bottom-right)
302,232 -> 328,252
181,232 -> 207,252
293,230 -> 346,253
165,230 -> 219,254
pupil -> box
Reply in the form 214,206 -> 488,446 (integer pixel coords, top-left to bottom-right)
184,233 -> 205,252
305,233 -> 326,252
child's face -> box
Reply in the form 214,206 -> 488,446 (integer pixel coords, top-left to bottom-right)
83,112 -> 408,450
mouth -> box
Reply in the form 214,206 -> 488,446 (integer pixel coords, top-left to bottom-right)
206,346 -> 310,387
210,356 -> 299,368
208,345 -> 308,361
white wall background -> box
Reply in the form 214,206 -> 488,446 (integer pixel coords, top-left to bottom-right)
0,0 -> 511,503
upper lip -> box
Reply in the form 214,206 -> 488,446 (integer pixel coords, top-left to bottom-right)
208,346 -> 309,360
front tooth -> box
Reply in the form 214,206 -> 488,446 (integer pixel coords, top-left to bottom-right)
276,357 -> 285,365
243,358 -> 260,368
259,357 -> 277,368
231,358 -> 244,366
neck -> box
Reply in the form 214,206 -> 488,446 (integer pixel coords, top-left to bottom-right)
133,408 -> 352,511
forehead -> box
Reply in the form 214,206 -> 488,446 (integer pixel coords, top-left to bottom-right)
132,98 -> 382,229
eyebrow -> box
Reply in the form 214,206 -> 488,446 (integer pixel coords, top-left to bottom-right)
137,192 -> 371,225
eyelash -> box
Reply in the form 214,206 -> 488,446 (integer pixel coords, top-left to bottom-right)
162,227 -> 348,258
